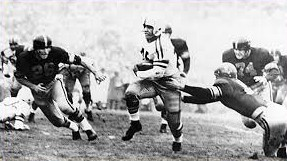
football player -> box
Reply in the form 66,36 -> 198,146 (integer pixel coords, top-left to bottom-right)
1,36 -> 39,123
269,49 -> 287,106
59,52 -> 95,121
14,35 -> 106,141
222,38 -> 274,129
122,17 -> 186,152
0,97 -> 31,131
181,62 -> 287,158
153,25 -> 191,133
1,36 -> 28,96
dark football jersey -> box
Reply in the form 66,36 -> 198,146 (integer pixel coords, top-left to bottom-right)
1,45 -> 25,66
171,38 -> 190,72
222,47 -> 273,86
278,55 -> 287,79
15,46 -> 70,85
213,78 -> 267,117
171,38 -> 189,57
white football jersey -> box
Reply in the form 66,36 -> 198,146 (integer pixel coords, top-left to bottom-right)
140,34 -> 178,78
0,97 -> 31,122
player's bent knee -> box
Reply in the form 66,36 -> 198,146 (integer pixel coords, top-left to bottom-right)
125,93 -> 139,114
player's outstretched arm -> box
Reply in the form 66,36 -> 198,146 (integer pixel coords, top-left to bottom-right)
79,58 -> 106,84
181,85 -> 219,104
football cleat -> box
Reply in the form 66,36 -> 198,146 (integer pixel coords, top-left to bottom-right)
159,124 -> 167,133
28,113 -> 36,123
277,147 -> 287,158
72,131 -> 82,140
172,142 -> 182,152
4,122 -> 15,130
122,120 -> 142,141
15,123 -> 30,131
85,129 -> 98,141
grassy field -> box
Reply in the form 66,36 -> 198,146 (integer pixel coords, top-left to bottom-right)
1,108 -> 284,161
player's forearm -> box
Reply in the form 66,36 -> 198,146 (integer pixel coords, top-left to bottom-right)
16,77 -> 36,90
182,96 -> 214,104
181,85 -> 213,99
80,59 -> 98,76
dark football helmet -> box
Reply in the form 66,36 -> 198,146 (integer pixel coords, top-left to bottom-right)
232,38 -> 250,51
214,62 -> 237,79
232,38 -> 251,59
33,35 -> 52,50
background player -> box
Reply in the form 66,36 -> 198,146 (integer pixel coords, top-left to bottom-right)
59,52 -> 95,121
222,38 -> 274,129
1,36 -> 38,123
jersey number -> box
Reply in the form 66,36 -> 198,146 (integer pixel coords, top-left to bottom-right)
235,62 -> 257,77
31,63 -> 55,79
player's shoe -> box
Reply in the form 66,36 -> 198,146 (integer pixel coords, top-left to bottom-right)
172,142 -> 182,152
85,129 -> 98,141
72,131 -> 82,140
4,122 -> 15,130
277,147 -> 287,158
15,123 -> 30,131
159,123 -> 167,133
28,113 -> 36,123
122,120 -> 142,141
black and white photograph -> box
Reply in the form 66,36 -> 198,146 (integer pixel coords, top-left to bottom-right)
1,0 -> 287,160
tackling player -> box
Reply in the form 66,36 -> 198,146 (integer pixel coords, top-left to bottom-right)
181,62 -> 287,158
122,17 -> 186,152
14,35 -> 106,141
222,38 -> 274,129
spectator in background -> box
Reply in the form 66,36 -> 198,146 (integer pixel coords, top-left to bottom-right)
93,68 -> 110,109
107,71 -> 125,110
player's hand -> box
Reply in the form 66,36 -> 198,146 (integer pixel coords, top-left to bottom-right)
32,83 -> 48,96
94,72 -> 106,84
254,76 -> 267,84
